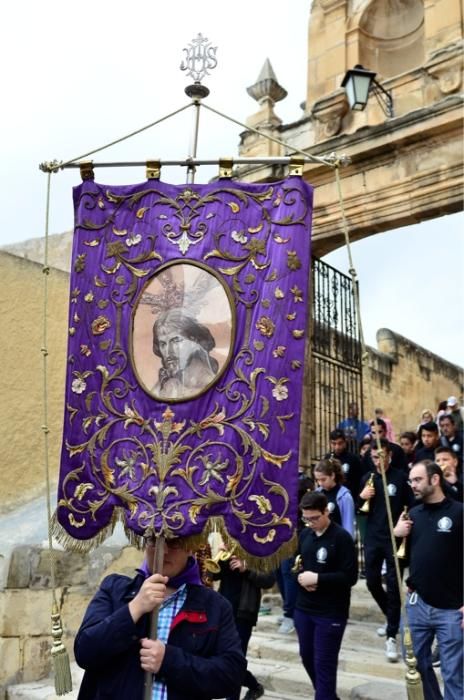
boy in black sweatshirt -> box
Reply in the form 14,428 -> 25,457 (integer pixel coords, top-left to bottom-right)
294,491 -> 358,700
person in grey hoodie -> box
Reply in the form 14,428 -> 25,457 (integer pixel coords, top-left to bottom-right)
314,458 -> 355,538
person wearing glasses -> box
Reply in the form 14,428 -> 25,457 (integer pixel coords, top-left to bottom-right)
394,461 -> 463,700
294,491 -> 358,700
74,535 -> 246,700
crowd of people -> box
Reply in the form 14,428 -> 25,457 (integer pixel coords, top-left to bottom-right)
73,396 -> 463,700
271,396 -> 462,700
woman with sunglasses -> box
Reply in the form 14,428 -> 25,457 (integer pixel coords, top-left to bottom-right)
74,535 -> 246,700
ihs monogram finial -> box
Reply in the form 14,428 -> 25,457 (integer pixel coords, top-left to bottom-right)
180,33 -> 218,83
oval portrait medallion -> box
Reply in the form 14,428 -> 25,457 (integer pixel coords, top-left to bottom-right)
131,260 -> 235,402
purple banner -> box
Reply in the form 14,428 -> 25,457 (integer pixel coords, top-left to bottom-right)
56,177 -> 313,559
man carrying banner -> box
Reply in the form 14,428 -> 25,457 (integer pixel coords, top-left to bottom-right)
74,536 -> 246,700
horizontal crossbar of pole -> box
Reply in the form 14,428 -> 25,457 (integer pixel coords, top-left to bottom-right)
46,156 -> 335,170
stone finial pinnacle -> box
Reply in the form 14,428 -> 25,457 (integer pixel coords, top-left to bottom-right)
246,58 -> 288,105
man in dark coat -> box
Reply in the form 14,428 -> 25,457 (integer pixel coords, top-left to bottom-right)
74,536 -> 246,700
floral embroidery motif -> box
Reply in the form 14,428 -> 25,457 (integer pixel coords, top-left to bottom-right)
256,316 -> 275,338
287,250 -> 302,271
71,377 -> 87,394
91,316 -> 111,335
126,233 -> 142,247
74,254 -> 86,273
231,230 -> 248,244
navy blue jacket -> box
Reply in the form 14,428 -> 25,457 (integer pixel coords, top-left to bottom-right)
75,573 -> 247,700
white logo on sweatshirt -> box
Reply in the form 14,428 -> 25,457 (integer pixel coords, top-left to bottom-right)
387,483 -> 397,496
327,502 -> 335,513
342,462 -> 350,473
437,517 -> 452,532
316,547 -> 328,563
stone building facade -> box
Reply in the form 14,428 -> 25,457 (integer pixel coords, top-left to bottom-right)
364,328 -> 463,432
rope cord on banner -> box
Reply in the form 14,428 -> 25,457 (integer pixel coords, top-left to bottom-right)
40,102 -> 194,172
202,102 -> 336,167
40,101 -> 339,173
41,172 -> 73,695
334,165 -> 424,699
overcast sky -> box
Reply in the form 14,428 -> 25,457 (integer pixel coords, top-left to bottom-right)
1,0 -> 462,368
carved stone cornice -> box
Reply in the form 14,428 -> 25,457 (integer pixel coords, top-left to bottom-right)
425,46 -> 463,95
311,90 -> 349,141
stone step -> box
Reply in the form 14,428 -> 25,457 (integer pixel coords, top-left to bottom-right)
250,621 -> 405,681
244,656 -> 408,700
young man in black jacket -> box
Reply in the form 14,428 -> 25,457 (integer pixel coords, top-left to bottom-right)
294,491 -> 358,700
415,421 -> 441,462
358,439 -> 414,662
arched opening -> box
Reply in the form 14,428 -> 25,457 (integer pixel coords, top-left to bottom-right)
359,0 -> 425,78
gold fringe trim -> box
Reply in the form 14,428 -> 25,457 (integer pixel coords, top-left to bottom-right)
51,510 -> 297,572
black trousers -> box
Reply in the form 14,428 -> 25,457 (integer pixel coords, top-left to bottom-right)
227,618 -> 260,700
364,540 -> 404,639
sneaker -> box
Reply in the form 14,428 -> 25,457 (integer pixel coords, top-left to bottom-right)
278,617 -> 295,634
385,637 -> 398,662
431,643 -> 440,667
258,604 -> 271,616
243,683 -> 265,700
376,624 -> 387,637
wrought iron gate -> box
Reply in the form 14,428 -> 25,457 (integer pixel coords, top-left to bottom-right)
309,257 -> 364,462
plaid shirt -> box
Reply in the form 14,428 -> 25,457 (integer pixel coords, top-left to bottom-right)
152,584 -> 187,700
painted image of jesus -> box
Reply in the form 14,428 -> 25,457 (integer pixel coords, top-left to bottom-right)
152,309 -> 219,398
131,261 -> 234,402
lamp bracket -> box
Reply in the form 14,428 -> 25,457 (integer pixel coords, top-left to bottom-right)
370,79 -> 394,118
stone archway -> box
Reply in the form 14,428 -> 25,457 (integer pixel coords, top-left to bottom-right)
238,0 -> 463,258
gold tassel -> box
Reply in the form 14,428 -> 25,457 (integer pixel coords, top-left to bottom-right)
51,605 -> 73,695
403,625 -> 424,700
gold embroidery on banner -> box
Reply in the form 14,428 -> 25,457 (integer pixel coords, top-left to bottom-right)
60,183 -> 310,545
60,353 -> 294,539
74,254 -> 86,273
